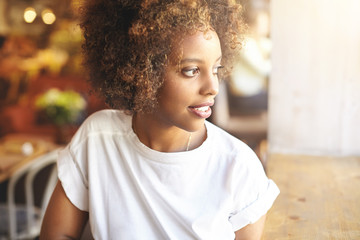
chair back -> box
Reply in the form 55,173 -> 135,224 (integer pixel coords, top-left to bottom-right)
6,148 -> 61,239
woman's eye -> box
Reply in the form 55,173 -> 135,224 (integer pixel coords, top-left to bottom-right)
213,65 -> 224,75
182,67 -> 200,77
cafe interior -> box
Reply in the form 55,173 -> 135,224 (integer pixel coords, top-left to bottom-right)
0,0 -> 105,238
0,0 -> 272,238
0,0 -> 359,239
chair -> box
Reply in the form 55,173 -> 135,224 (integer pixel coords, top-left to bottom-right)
0,148 -> 61,239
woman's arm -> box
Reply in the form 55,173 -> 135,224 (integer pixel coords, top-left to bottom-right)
40,181 -> 89,240
234,214 -> 266,240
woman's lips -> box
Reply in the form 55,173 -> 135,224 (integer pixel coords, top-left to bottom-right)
188,103 -> 214,119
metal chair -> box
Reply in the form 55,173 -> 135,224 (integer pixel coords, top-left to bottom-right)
0,148 -> 61,239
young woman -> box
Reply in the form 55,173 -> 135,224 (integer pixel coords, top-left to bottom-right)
40,0 -> 279,239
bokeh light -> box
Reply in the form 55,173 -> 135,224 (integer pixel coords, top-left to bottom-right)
41,9 -> 56,25
24,7 -> 37,23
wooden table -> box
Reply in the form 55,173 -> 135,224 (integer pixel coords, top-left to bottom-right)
0,134 -> 56,183
262,154 -> 360,240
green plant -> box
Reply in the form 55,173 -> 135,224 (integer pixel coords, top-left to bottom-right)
35,88 -> 87,126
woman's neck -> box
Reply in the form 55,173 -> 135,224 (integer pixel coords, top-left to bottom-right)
132,113 -> 206,152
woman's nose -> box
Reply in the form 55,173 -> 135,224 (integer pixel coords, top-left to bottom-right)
199,72 -> 219,96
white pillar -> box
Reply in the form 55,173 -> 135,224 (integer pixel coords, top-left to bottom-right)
269,0 -> 360,156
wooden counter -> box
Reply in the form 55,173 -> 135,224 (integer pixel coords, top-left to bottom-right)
262,154 -> 360,239
0,134 -> 57,183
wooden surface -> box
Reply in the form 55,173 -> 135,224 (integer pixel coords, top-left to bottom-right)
0,134 -> 56,183
262,154 -> 360,240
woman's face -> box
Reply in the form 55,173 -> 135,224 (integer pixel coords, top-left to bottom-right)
155,30 -> 222,132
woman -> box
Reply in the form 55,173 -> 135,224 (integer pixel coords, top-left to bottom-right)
40,0 -> 279,239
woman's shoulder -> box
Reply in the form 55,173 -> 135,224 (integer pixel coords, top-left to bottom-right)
84,109 -> 131,130
205,121 -> 260,165
206,121 -> 251,151
70,109 -> 132,145
86,109 -> 127,120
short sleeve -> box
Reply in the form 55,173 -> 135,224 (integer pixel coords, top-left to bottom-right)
228,147 -> 280,231
229,179 -> 279,230
57,144 -> 89,211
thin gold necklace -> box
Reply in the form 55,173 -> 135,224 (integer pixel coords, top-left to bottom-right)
133,117 -> 192,152
186,132 -> 192,151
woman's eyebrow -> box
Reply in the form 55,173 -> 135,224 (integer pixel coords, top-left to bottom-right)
180,55 -> 222,64
180,58 -> 204,64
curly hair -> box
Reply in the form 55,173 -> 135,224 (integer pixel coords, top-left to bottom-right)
80,0 -> 244,113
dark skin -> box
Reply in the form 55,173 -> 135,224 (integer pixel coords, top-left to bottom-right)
40,182 -> 266,239
40,182 -> 88,240
40,31 -> 266,240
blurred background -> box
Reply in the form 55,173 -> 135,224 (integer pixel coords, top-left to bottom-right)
0,0 -> 106,239
0,0 -> 359,239
0,0 -> 106,142
213,0 -> 360,160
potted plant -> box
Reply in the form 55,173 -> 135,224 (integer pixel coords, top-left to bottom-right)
35,88 -> 87,143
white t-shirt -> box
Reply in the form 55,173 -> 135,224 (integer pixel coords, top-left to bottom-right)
58,109 -> 279,240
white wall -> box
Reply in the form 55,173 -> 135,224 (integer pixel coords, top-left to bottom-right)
269,0 -> 360,156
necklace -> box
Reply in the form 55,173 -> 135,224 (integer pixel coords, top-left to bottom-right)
186,132 -> 192,151
133,117 -> 193,152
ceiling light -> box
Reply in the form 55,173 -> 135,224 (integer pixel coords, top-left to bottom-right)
42,9 -> 56,25
24,7 -> 37,23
